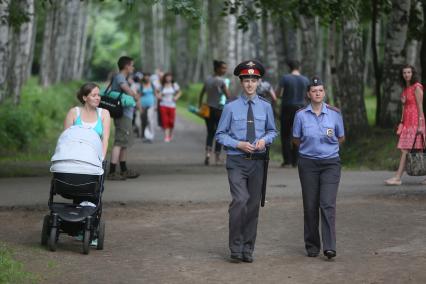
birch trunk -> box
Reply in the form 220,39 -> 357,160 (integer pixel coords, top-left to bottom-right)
152,3 -> 165,70
62,0 -> 81,81
40,0 -> 72,86
83,4 -> 98,78
315,21 -> 324,79
380,0 -> 411,127
299,15 -> 316,77
336,17 -> 368,137
273,18 -> 286,77
0,0 -> 10,103
192,1 -> 208,82
139,4 -> 154,72
329,23 -> 340,106
405,40 -> 418,66
175,15 -> 189,86
7,0 -> 35,104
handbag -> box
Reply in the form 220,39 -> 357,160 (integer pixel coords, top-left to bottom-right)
406,133 -> 426,176
198,103 -> 210,119
99,77 -> 124,119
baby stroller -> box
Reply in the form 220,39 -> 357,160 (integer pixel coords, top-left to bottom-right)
41,126 -> 106,254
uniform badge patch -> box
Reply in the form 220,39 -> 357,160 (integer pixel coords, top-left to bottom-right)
326,128 -> 334,137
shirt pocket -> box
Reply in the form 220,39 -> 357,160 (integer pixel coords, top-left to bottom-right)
232,114 -> 246,131
323,124 -> 338,143
254,115 -> 266,132
302,123 -> 316,136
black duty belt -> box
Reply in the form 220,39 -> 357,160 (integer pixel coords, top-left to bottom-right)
242,152 -> 267,160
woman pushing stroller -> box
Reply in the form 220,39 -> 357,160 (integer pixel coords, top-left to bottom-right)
43,83 -> 111,254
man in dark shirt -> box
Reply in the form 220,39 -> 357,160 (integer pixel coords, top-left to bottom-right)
276,59 -> 309,167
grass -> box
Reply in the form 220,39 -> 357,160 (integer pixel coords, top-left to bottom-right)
0,243 -> 36,283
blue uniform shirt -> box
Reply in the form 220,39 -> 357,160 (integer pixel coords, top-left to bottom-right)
216,95 -> 278,155
293,103 -> 345,159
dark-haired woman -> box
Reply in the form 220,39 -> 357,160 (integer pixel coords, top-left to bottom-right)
64,82 -> 111,159
293,77 -> 345,259
385,64 -> 425,185
157,73 -> 181,142
199,60 -> 231,165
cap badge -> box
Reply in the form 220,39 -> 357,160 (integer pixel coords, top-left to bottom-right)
246,61 -> 256,67
248,69 -> 255,74
326,128 -> 334,137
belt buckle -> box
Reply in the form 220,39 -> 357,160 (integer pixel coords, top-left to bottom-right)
245,153 -> 253,160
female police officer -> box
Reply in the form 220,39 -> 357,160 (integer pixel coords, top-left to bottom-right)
216,60 -> 277,263
292,77 -> 345,259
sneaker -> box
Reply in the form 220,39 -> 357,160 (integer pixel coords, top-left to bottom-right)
90,238 -> 98,247
384,177 -> 402,186
107,172 -> 126,181
122,169 -> 140,179
164,136 -> 171,143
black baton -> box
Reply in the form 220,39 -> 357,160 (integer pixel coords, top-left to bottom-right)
261,146 -> 270,207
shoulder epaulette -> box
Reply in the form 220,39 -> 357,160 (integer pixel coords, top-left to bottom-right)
226,96 -> 238,104
258,95 -> 272,104
326,104 -> 341,113
296,107 -> 307,113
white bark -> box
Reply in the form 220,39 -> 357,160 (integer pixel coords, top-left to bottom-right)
227,11 -> 237,72
299,15 -> 316,77
7,0 -> 35,104
336,17 -> 368,136
152,3 -> 165,70
192,1 -> 208,82
405,39 -> 418,66
380,0 -> 411,126
0,0 -> 10,103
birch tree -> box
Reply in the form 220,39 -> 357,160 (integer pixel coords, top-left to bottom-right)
335,16 -> 369,137
380,0 -> 411,127
0,0 -> 10,103
299,14 -> 316,77
7,0 -> 35,104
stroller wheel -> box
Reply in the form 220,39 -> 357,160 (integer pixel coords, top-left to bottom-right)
41,215 -> 50,246
97,220 -> 105,250
82,229 -> 91,255
48,227 -> 57,252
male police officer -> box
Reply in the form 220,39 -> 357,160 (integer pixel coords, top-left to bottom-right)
216,60 -> 278,263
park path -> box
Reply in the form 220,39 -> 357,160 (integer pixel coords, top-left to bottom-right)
1,113 -> 426,283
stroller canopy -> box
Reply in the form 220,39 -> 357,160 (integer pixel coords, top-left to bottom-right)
50,126 -> 104,175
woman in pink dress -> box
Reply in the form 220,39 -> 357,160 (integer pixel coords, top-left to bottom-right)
385,65 -> 425,185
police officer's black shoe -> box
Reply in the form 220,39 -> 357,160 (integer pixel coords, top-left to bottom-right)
324,250 -> 336,259
307,252 -> 319,257
242,254 -> 253,263
230,253 -> 243,263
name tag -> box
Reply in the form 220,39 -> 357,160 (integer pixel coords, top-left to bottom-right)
326,128 -> 334,137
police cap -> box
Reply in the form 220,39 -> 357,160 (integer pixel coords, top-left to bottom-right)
233,60 -> 265,78
308,76 -> 324,89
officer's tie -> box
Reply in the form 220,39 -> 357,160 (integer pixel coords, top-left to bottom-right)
246,100 -> 255,143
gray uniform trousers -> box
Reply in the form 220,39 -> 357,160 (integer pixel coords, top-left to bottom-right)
226,155 -> 264,255
297,157 -> 341,253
